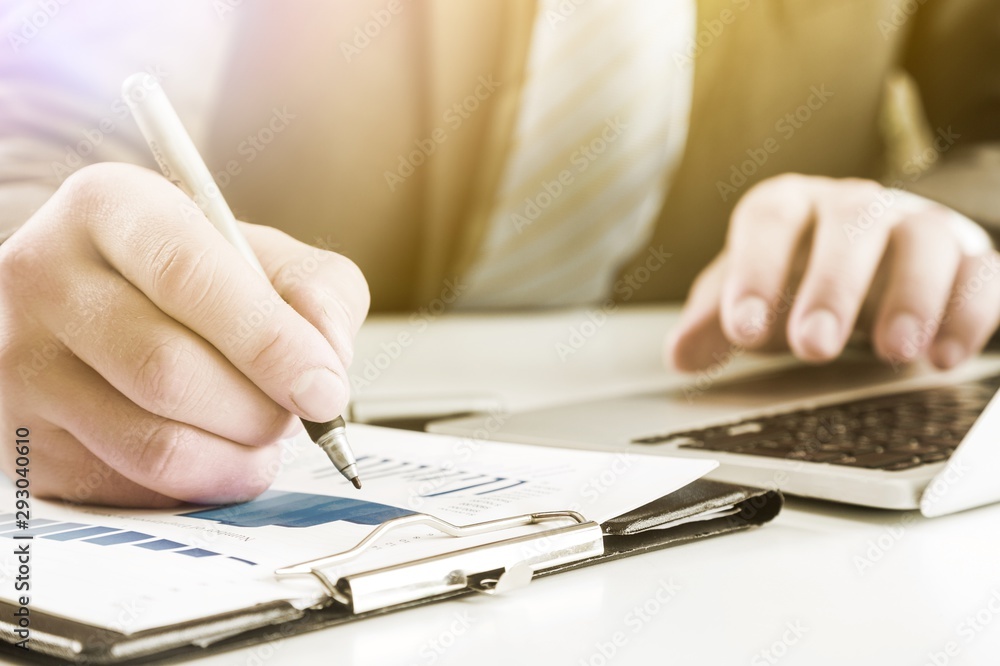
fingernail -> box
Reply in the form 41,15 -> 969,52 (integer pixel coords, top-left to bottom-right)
733,296 -> 770,344
885,313 -> 926,362
798,309 -> 842,360
931,337 -> 966,370
291,368 -> 344,421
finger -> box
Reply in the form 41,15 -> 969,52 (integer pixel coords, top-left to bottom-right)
0,338 -> 198,506
1,422 -> 183,508
929,252 -> 1000,369
720,174 -> 815,349
243,223 -> 370,370
871,212 -> 962,365
36,354 -> 282,504
27,263 -> 296,445
788,180 -> 897,362
666,255 -> 732,372
0,334 -> 169,505
71,163 -> 348,422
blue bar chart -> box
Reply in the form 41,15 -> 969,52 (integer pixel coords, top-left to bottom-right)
181,490 -> 414,528
0,513 -> 256,565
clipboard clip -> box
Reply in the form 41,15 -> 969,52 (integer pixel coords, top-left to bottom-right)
275,511 -> 604,614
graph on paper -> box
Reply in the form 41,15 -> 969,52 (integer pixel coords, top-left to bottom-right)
0,513 -> 256,564
312,455 -> 530,497
181,490 -> 413,528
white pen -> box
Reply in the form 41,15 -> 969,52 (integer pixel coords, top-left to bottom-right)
121,73 -> 361,490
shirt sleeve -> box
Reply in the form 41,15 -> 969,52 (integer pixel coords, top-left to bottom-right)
0,1 -> 234,232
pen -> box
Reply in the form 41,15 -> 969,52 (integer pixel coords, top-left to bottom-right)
121,73 -> 362,490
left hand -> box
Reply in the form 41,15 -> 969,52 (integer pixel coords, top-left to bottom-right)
667,174 -> 1000,372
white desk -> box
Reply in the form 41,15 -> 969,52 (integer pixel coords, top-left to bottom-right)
186,305 -> 1000,666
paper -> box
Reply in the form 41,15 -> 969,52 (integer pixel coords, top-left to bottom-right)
0,425 -> 715,634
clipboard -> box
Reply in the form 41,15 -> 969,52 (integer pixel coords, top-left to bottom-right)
0,478 -> 781,665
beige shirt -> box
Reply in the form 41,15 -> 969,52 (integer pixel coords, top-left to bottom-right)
2,0 -> 999,311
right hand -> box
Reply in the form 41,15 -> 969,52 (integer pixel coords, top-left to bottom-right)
0,163 -> 370,507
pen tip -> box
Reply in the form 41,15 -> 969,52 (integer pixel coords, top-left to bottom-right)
350,476 -> 362,490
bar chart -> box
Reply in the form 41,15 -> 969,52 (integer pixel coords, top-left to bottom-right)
181,490 -> 414,528
0,514 -> 256,565
314,455 -> 529,497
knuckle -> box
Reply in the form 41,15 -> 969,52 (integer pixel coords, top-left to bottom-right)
271,258 -> 303,290
824,185 -> 879,211
134,338 -> 200,415
56,163 -> 145,225
256,224 -> 292,249
838,177 -> 883,194
62,162 -> 149,193
0,225 -> 83,313
911,207 -> 961,235
57,163 -> 116,208
747,173 -> 813,201
892,213 -> 957,252
732,174 -> 813,229
247,321 -> 295,381
137,420 -> 195,488
811,280 -> 865,317
767,172 -> 813,190
276,248 -> 370,332
147,237 -> 218,308
823,180 -> 895,230
0,235 -> 41,296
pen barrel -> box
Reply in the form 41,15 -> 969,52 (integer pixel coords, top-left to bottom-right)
123,72 -> 357,485
121,73 -> 265,277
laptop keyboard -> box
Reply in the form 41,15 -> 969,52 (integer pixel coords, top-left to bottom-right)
632,373 -> 1000,472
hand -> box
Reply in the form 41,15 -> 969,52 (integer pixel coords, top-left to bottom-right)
667,174 -> 1000,372
0,163 -> 369,507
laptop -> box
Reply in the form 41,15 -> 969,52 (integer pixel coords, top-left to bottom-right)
429,352 -> 1000,517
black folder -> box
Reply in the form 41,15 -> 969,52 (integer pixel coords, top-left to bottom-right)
0,479 -> 781,665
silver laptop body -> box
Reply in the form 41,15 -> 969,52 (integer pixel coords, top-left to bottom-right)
430,354 -> 1000,515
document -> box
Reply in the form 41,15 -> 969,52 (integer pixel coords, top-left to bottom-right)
0,425 -> 716,635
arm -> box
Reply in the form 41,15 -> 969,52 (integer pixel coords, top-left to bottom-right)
0,4 -> 370,506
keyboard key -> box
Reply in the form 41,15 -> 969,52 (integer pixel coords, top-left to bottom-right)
634,373 -> 999,472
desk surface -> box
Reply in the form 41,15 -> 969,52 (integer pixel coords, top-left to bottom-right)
146,307 -> 1000,664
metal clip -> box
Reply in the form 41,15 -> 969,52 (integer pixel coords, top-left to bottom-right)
275,511 -> 604,614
